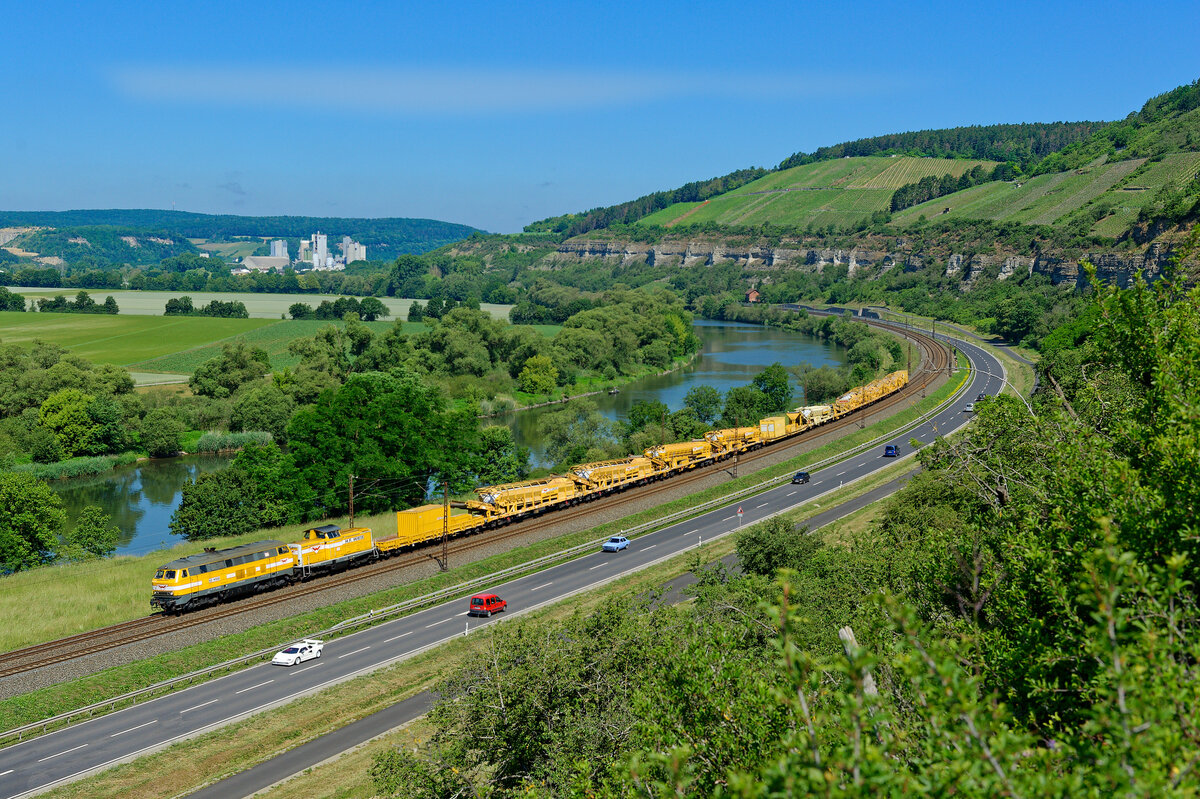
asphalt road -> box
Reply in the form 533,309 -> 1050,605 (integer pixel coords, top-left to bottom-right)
0,333 -> 1004,799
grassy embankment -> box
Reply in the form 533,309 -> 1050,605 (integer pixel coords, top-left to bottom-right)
637,156 -> 996,230
0,359 -> 968,739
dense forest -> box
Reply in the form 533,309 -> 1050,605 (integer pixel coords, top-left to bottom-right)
367,251 -> 1200,797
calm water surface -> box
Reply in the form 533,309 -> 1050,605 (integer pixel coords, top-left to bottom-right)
49,321 -> 845,555
495,320 -> 846,466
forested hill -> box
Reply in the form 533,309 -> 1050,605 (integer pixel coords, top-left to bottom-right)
778,121 -> 1105,171
0,210 -> 483,255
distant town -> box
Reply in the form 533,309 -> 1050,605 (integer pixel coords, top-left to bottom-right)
232,232 -> 366,275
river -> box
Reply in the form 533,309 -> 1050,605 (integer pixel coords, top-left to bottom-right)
49,321 -> 845,557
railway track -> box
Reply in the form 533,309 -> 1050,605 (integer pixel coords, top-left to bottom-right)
0,322 -> 948,679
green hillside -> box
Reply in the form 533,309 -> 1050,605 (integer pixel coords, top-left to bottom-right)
638,156 -> 995,229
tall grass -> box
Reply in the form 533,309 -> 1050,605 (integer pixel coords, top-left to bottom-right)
7,452 -> 141,480
195,431 -> 273,453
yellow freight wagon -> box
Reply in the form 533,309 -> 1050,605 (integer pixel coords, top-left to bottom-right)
798,404 -> 835,426
705,426 -> 762,455
289,525 -> 375,576
381,505 -> 483,552
151,540 -> 295,612
758,416 -> 796,442
571,457 -> 655,491
645,440 -> 714,470
475,476 -> 577,515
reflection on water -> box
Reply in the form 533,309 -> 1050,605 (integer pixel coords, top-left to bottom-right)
45,321 -> 844,556
496,320 -> 847,466
50,454 -> 232,558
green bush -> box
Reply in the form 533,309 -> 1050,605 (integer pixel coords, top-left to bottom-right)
7,452 -> 139,480
194,430 -> 273,453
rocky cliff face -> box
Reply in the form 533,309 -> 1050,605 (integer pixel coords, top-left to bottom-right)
548,238 -> 1176,290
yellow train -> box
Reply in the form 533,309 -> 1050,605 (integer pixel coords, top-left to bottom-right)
153,370 -> 907,611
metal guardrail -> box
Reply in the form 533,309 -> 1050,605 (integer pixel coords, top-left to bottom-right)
1,341 -> 969,747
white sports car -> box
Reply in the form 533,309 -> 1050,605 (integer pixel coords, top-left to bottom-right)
272,639 -> 324,666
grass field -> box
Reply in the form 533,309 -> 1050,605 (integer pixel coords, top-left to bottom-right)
0,311 -> 274,366
6,288 -> 514,321
639,156 -> 995,228
128,319 -> 414,373
892,152 -> 1200,235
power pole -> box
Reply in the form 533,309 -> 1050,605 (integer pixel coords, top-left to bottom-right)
439,481 -> 449,572
348,474 -> 355,528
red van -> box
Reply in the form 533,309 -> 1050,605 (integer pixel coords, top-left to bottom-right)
468,593 -> 507,617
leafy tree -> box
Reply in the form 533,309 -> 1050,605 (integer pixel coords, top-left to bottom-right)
536,398 -> 616,467
0,286 -> 26,311
102,295 -> 119,314
63,505 -> 121,559
625,399 -> 668,439
517,354 -> 558,395
751,362 -> 793,412
189,343 -> 271,398
38,388 -> 97,458
27,425 -> 63,463
721,386 -> 772,427
358,296 -> 389,321
229,385 -> 296,443
288,302 -> 315,320
735,516 -> 821,577
163,295 -> 194,315
0,473 -> 65,571
141,407 -> 185,457
475,425 -> 529,486
683,384 -> 722,424
407,301 -> 425,322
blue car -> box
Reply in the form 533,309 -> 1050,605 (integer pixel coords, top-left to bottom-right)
602,536 -> 630,552
884,444 -> 899,457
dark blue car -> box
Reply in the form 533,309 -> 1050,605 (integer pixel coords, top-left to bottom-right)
884,444 -> 899,457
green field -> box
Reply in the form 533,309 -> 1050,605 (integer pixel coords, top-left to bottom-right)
7,288 -> 514,321
892,152 -> 1200,234
128,319 -> 417,373
0,311 -> 274,366
638,156 -> 996,228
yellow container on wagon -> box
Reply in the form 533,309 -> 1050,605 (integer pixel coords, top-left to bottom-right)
475,476 -> 577,514
644,440 -> 713,470
705,426 -> 762,454
758,416 -> 794,442
383,505 -> 483,551
798,405 -> 835,426
289,525 -> 375,574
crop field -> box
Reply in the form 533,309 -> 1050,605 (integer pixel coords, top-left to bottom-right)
129,319 -> 411,373
7,288 -> 513,321
0,311 -> 273,366
639,156 -> 992,228
893,152 -> 1200,234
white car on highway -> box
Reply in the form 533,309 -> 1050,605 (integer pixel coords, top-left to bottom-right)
272,639 -> 324,666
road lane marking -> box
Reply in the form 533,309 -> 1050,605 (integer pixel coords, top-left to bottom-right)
180,699 -> 218,714
686,529 -> 699,535
530,582 -> 553,591
235,680 -> 274,695
589,562 -> 607,570
425,618 -> 451,628
836,470 -> 847,476
384,631 -> 414,643
787,491 -> 797,496
756,502 -> 768,509
292,663 -> 323,675
723,516 -> 735,521
1,769 -> 14,777
38,744 -> 87,762
338,646 -> 371,659
455,610 -> 470,616
643,544 -> 656,550
110,720 -> 157,738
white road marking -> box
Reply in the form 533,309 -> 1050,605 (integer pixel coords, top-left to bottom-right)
0,768 -> 12,777
384,631 -> 414,643
787,491 -> 797,496
38,744 -> 87,762
755,502 -> 768,509
180,699 -> 218,714
836,470 -> 847,476
235,680 -> 274,695
292,663 -> 322,675
338,646 -> 371,659
455,610 -> 470,616
425,618 -> 451,628
530,582 -> 553,591
723,515 -> 735,521
589,562 -> 607,570
686,529 -> 699,535
643,544 -> 656,550
110,720 -> 157,738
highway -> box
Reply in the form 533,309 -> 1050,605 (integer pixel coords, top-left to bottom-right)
0,332 -> 1005,799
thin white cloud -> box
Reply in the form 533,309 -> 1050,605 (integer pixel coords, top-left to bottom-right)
109,64 -> 888,114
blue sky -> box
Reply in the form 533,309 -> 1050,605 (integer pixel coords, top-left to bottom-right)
3,1 -> 1198,233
